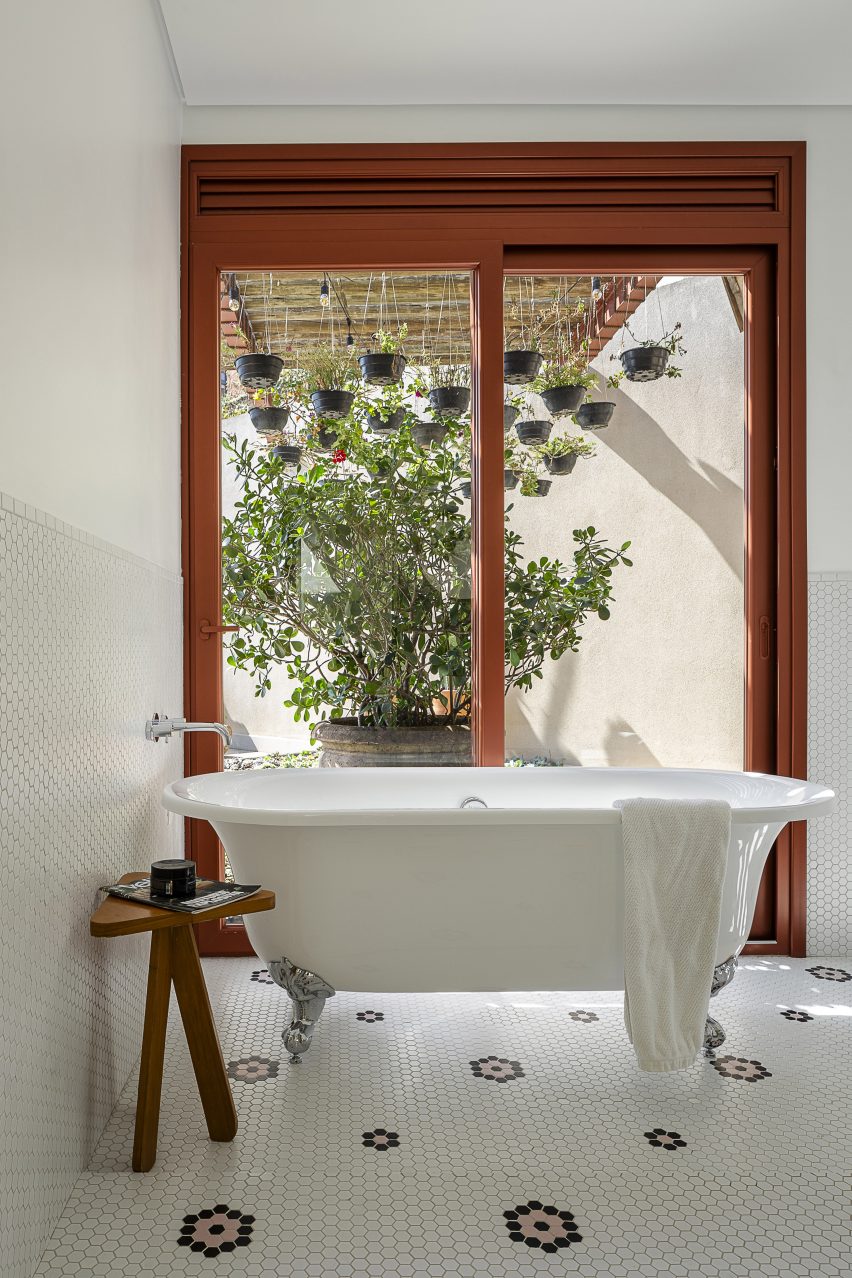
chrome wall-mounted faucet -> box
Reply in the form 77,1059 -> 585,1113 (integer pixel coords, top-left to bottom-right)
145,712 -> 232,748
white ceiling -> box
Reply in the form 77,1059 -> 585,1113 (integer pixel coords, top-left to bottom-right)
158,0 -> 852,107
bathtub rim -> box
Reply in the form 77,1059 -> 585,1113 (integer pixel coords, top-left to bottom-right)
161,766 -> 836,829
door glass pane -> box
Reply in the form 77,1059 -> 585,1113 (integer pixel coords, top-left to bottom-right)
220,270 -> 473,771
503,274 -> 745,769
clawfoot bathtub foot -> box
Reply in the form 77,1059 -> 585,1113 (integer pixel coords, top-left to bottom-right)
703,956 -> 738,1057
268,957 -> 335,1063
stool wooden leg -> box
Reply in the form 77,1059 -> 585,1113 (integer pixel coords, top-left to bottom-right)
133,929 -> 172,1172
171,925 -> 238,1143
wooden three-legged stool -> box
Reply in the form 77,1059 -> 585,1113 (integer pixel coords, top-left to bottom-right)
90,873 -> 275,1171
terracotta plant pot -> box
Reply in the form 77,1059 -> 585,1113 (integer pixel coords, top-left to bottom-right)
366,407 -> 405,433
575,401 -> 615,430
542,384 -> 585,418
620,346 -> 670,382
515,419 -> 552,446
359,352 -> 407,386
428,386 -> 471,417
311,389 -> 355,419
503,350 -> 542,385
235,353 -> 284,390
249,405 -> 290,435
543,453 -> 578,475
313,718 -> 472,768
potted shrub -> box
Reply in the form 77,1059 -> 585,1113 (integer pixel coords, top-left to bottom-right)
426,363 -> 471,417
359,324 -> 408,386
616,321 -> 686,382
515,419 -> 552,446
537,434 -> 596,475
303,345 -> 359,418
235,351 -> 285,390
222,417 -> 631,766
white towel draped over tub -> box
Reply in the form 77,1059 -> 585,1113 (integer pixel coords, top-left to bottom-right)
618,797 -> 731,1072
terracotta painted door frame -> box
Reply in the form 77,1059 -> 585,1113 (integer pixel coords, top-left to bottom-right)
181,142 -> 806,956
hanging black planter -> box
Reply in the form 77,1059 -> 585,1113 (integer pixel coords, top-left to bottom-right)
367,407 -> 405,433
504,403 -> 519,432
504,469 -> 519,491
620,346 -> 670,382
543,453 -> 578,475
525,478 -> 552,497
316,426 -> 340,450
412,421 -> 448,448
311,389 -> 355,419
428,386 -> 471,417
235,353 -> 284,390
270,444 -> 302,466
359,353 -> 407,386
248,406 -> 290,435
459,481 -> 472,499
576,401 -> 615,430
503,350 -> 543,385
515,420 -> 552,446
541,385 -> 585,418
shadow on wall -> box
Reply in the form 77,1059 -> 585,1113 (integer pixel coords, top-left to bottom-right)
596,376 -> 744,583
603,718 -> 662,767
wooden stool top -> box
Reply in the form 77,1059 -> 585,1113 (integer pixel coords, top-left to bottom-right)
91,872 -> 275,937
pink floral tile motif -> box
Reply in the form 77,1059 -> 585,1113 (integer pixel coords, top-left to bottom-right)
780,1008 -> 813,1022
362,1128 -> 400,1150
250,969 -> 274,984
503,1201 -> 582,1253
356,1010 -> 384,1022
712,1055 -> 772,1082
227,1056 -> 279,1082
568,1010 -> 599,1023
806,965 -> 851,983
644,1127 -> 687,1150
470,1056 -> 525,1082
178,1205 -> 254,1257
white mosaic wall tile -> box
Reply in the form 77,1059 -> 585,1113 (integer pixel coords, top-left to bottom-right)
807,573 -> 852,955
0,494 -> 184,1278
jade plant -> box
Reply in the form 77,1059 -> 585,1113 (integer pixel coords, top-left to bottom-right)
222,402 -> 631,728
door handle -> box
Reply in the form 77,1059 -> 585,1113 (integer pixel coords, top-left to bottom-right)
759,615 -> 771,659
199,620 -> 240,639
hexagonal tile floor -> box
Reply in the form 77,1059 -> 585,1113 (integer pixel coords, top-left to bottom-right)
33,956 -> 851,1277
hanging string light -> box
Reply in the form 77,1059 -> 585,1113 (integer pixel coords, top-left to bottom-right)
227,273 -> 240,312
591,275 -> 603,303
319,273 -> 330,308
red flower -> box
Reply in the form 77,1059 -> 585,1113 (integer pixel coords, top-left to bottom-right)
415,390 -> 423,397
332,449 -> 347,464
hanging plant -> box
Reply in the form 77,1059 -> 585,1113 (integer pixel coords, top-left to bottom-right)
302,345 -> 358,419
425,362 -> 471,418
235,352 -> 284,390
504,347 -> 543,385
517,463 -> 551,497
504,446 -> 523,490
359,324 -> 408,386
616,321 -> 686,382
515,419 -> 552,446
537,434 -> 596,475
365,383 -> 407,432
412,420 -> 449,449
270,443 -> 303,466
576,401 -> 615,430
504,279 -> 548,384
247,374 -> 304,434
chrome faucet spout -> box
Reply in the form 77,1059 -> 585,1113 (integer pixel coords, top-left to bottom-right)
145,713 -> 232,748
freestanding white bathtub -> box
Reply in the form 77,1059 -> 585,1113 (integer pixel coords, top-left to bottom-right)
163,766 -> 835,1061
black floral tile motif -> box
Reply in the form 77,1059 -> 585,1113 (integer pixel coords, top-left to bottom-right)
178,1206 -> 254,1257
250,969 -> 274,984
569,1010 -> 599,1023
806,965 -> 851,983
362,1128 -> 400,1150
644,1128 -> 687,1150
780,1008 -> 814,1022
712,1055 -> 772,1082
227,1056 -> 279,1082
503,1201 -> 582,1253
356,1010 -> 384,1022
470,1056 -> 525,1082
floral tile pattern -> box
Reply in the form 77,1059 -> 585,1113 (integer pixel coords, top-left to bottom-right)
806,965 -> 851,982
644,1128 -> 687,1150
226,1056 -> 279,1082
569,1009 -> 599,1023
712,1055 -> 773,1082
362,1128 -> 400,1151
178,1206 -> 254,1258
503,1201 -> 583,1253
469,1056 -> 525,1082
356,1010 -> 384,1022
249,969 -> 274,984
780,1008 -> 814,1022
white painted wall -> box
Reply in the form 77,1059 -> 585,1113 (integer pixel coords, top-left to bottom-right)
0,4 -> 183,1276
1,0 -> 182,572
182,103 -> 852,574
